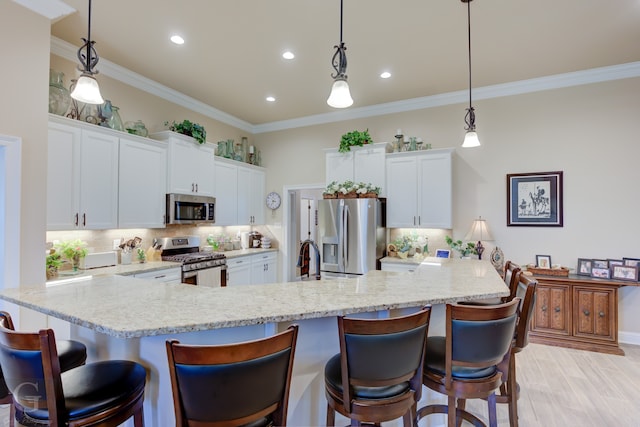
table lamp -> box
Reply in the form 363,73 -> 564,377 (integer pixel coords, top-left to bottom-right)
465,217 -> 493,260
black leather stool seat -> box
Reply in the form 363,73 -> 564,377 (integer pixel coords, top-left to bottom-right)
17,360 -> 146,423
425,336 -> 497,380
56,339 -> 88,372
324,354 -> 410,399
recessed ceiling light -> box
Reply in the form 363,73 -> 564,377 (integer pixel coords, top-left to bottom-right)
266,96 -> 276,102
282,51 -> 295,60
170,35 -> 185,45
380,71 -> 391,79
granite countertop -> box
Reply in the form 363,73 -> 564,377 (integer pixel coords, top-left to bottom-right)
1,258 -> 507,339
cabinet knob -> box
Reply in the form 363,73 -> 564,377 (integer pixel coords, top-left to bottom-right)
583,309 -> 590,316
192,183 -> 194,192
541,305 -> 547,312
599,311 -> 605,318
554,307 -> 561,313
195,183 -> 198,192
82,213 -> 86,227
75,213 -> 79,226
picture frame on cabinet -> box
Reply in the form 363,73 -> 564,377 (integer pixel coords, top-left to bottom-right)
577,258 -> 593,276
435,249 -> 450,258
623,258 -> 640,268
535,254 -> 552,269
611,264 -> 639,281
507,171 -> 563,227
591,267 -> 611,279
592,259 -> 609,269
608,259 -> 624,267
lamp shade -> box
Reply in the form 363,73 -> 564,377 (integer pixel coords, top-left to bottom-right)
70,74 -> 104,104
327,78 -> 353,108
465,217 -> 493,242
462,130 -> 480,148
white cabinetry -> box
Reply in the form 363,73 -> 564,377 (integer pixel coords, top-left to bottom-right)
227,252 -> 278,286
214,158 -> 265,225
386,149 -> 453,228
380,261 -> 419,273
131,267 -> 182,284
47,119 -> 119,230
325,142 -> 387,196
151,131 -> 215,197
118,136 -> 167,228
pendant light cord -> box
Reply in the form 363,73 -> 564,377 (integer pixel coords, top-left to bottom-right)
467,0 -> 472,110
339,0 -> 344,44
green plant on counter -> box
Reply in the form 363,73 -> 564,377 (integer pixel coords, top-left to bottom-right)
165,119 -> 207,144
137,248 -> 146,263
339,129 -> 372,153
56,239 -> 88,262
445,236 -> 477,258
46,251 -> 63,269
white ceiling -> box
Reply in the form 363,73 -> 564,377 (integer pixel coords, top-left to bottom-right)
49,0 -> 640,126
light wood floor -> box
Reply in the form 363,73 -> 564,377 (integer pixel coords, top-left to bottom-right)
416,342 -> 640,427
2,343 -> 639,426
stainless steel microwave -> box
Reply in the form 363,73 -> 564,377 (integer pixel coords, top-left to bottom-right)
166,194 -> 215,225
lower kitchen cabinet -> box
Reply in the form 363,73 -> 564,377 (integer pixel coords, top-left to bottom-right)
131,267 -> 182,285
530,274 -> 623,355
226,252 -> 278,286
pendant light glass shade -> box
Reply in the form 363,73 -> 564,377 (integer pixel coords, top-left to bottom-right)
327,77 -> 353,108
70,73 -> 104,104
462,130 -> 480,148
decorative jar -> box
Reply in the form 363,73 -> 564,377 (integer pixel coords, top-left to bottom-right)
48,69 -> 71,116
108,106 -> 125,131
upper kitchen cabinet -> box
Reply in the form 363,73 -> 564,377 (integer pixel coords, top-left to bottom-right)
151,131 -> 215,197
118,135 -> 167,228
386,148 -> 453,228
325,142 -> 387,196
214,158 -> 266,226
47,117 -> 119,230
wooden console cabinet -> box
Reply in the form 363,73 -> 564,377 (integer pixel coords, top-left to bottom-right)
530,274 -> 625,355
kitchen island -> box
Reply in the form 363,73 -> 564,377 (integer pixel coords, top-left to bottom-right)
0,258 -> 507,426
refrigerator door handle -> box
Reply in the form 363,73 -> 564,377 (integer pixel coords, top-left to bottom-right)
342,204 -> 349,267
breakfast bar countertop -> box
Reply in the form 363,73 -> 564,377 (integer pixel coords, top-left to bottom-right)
0,258 -> 507,339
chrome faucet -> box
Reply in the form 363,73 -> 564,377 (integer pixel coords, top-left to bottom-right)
297,239 -> 321,280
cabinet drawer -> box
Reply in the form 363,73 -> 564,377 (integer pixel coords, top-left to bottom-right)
532,284 -> 571,336
573,286 -> 616,342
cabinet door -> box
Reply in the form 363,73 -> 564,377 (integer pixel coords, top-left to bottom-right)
574,287 -> 616,342
532,284 -> 571,336
250,253 -> 277,284
47,122 -> 81,230
79,130 -> 119,229
237,167 -> 265,225
250,168 -> 266,225
386,157 -> 418,227
194,144 -> 215,196
119,137 -> 167,228
167,138 -> 196,194
214,160 -> 238,226
227,257 -> 252,286
416,151 -> 452,228
325,150 -> 354,186
354,145 -> 386,196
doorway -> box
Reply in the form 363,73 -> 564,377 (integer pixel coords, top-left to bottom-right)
282,184 -> 323,282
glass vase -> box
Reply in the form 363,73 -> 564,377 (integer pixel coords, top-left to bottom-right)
48,69 -> 71,116
108,106 -> 125,131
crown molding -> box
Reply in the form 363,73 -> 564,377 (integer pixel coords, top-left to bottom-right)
13,0 -> 75,22
50,35 -> 640,135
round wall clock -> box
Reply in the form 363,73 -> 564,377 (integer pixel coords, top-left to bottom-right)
266,191 -> 281,210
490,246 -> 505,271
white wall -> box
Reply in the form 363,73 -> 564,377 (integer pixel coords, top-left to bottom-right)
258,77 -> 640,339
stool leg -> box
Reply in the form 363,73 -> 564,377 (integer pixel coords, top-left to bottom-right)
488,392 -> 498,427
507,355 -> 519,427
456,399 -> 466,427
448,396 -> 456,427
326,404 -> 335,427
133,407 -> 144,427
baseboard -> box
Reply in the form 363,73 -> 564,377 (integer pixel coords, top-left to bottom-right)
619,331 -> 640,346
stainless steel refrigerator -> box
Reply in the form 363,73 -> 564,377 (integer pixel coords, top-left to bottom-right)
318,198 -> 386,278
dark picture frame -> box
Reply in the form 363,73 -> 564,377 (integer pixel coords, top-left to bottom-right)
608,259 -> 624,267
577,258 -> 592,276
507,171 -> 563,226
536,254 -> 552,269
591,267 -> 611,279
592,259 -> 609,269
623,258 -> 640,268
611,265 -> 639,282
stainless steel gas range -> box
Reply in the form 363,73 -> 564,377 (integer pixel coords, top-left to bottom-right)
159,236 -> 227,287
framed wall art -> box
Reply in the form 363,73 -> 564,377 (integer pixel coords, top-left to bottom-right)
507,171 -> 563,226
611,264 -> 639,281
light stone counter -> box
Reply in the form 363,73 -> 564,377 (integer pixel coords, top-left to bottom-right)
0,258 -> 506,427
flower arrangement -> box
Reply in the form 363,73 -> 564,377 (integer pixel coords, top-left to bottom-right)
323,181 -> 381,198
445,236 -> 477,258
55,239 -> 89,271
165,119 -> 207,144
46,250 -> 64,279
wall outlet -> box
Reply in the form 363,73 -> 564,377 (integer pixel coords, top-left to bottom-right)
113,239 -> 121,250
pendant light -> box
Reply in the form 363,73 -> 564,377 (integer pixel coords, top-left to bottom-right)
461,0 -> 480,148
327,0 -> 353,108
70,0 -> 104,105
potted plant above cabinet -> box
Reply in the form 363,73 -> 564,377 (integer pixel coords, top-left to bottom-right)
339,129 -> 372,152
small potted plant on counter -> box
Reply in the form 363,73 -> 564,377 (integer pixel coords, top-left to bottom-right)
46,250 -> 63,280
339,129 -> 372,153
445,236 -> 477,259
56,239 -> 89,271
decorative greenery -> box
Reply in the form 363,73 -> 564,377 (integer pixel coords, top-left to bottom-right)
55,239 -> 89,262
323,180 -> 381,196
137,248 -> 146,262
339,129 -> 372,153
165,120 -> 207,144
445,236 -> 477,257
393,235 -> 419,253
46,251 -> 63,270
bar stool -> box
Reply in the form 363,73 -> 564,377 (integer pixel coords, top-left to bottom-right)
502,261 -> 523,303
324,306 -> 432,427
416,299 -> 520,427
166,325 -> 298,426
0,316 -> 145,426
0,311 -> 88,427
